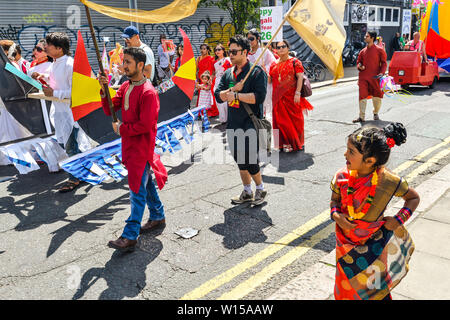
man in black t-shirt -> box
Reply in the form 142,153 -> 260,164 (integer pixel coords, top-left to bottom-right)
214,35 -> 268,206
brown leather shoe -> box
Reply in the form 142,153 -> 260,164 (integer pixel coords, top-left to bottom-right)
108,237 -> 137,252
140,219 -> 166,234
352,117 -> 365,123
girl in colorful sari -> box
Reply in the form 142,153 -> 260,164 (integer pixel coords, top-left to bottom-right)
269,40 -> 313,152
330,123 -> 420,300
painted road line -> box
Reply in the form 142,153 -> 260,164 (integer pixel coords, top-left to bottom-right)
180,209 -> 330,300
180,139 -> 449,300
217,223 -> 335,300
217,145 -> 450,300
405,148 -> 450,182
393,136 -> 450,175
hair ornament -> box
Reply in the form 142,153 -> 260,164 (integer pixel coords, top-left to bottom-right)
386,138 -> 395,149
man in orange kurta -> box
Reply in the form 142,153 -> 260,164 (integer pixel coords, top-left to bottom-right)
353,31 -> 387,123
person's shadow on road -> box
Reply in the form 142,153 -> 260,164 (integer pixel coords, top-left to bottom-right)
210,205 -> 272,250
276,151 -> 314,174
72,231 -> 163,300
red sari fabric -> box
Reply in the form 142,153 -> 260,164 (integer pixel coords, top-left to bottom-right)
197,55 -> 218,116
269,58 -> 313,150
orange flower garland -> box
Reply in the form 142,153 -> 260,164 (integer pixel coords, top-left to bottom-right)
347,169 -> 379,221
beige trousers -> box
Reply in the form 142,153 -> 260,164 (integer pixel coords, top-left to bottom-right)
359,97 -> 382,120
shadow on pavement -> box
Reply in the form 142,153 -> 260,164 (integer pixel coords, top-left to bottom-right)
72,235 -> 163,300
46,192 -> 129,257
210,204 -> 272,250
277,151 -> 314,173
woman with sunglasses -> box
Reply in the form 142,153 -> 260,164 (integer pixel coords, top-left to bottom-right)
173,44 -> 183,74
196,43 -> 218,117
246,29 -> 276,119
269,40 -> 314,153
28,39 -> 53,86
213,44 -> 232,124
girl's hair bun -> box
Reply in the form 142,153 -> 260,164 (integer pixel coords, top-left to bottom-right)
383,122 -> 407,146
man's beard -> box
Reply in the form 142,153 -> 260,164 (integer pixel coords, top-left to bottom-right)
126,69 -> 139,78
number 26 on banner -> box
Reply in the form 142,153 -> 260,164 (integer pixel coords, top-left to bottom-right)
261,31 -> 272,41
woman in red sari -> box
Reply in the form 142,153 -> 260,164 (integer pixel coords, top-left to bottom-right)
269,40 -> 313,152
330,124 -> 420,300
196,43 -> 218,117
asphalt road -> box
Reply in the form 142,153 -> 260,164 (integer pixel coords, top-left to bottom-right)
0,78 -> 449,300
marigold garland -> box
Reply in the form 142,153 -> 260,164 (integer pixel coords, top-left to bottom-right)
347,169 -> 379,221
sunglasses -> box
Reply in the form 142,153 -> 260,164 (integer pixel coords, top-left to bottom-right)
228,49 -> 243,56
214,48 -> 223,52
247,36 -> 256,41
276,45 -> 288,49
34,46 -> 44,52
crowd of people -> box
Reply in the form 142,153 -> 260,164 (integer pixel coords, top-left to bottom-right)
1,27 -> 422,301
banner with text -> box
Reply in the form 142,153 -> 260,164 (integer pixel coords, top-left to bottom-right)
260,6 -> 283,43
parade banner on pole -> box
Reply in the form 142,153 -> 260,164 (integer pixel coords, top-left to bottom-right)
286,0 -> 346,80
260,6 -> 283,42
79,0 -> 200,23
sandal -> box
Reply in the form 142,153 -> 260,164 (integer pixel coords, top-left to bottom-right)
58,180 -> 81,193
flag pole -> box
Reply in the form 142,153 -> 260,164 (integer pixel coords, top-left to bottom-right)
241,1 -> 298,85
83,4 -> 118,122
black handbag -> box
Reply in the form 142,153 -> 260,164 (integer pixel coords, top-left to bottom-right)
241,102 -> 272,153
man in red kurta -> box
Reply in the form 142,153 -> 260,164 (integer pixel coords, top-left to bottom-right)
99,47 -> 168,252
353,31 -> 387,123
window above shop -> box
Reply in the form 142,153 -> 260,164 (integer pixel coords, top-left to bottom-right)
368,5 -> 400,27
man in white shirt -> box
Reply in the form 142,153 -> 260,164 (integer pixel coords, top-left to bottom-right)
121,26 -> 155,82
38,32 -> 92,192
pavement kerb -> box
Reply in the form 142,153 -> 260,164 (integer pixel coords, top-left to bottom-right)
268,162 -> 450,300
311,76 -> 358,90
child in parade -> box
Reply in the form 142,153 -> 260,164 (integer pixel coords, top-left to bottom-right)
330,123 -> 420,300
197,71 -> 213,114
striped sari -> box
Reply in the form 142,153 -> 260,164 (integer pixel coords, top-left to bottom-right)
331,167 -> 415,300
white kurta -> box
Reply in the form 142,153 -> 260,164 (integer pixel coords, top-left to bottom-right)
48,55 -> 91,152
214,57 -> 231,123
248,47 -> 276,118
27,60 -> 52,81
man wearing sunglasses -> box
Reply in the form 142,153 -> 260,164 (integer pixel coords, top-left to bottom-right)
214,35 -> 268,206
122,26 -> 155,83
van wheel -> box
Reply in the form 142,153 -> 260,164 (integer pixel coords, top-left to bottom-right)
429,77 -> 437,89
401,84 -> 410,91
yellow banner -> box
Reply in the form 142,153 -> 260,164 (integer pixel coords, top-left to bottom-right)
79,0 -> 200,24
419,1 -> 432,41
286,0 -> 346,80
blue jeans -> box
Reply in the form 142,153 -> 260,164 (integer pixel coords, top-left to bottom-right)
122,163 -> 165,240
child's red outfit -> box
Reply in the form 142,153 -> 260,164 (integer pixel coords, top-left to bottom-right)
330,167 -> 415,300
